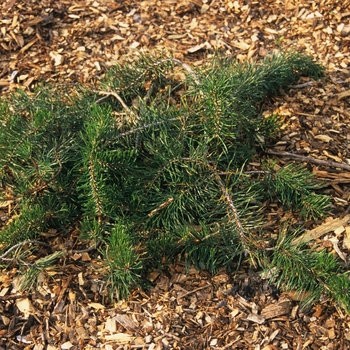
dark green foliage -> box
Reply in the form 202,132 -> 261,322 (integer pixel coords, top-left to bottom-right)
0,51 -> 346,311
263,163 -> 331,219
102,222 -> 143,300
265,229 -> 350,313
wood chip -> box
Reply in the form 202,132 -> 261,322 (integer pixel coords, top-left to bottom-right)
292,215 -> 350,246
246,313 -> 266,324
261,299 -> 292,319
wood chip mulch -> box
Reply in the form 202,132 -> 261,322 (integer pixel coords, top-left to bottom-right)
1,0 -> 350,349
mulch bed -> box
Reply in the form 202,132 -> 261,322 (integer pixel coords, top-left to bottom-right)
1,0 -> 350,348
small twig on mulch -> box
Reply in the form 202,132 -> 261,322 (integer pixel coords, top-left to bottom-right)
0,240 -> 51,261
266,149 -> 350,171
73,239 -> 101,253
177,284 -> 212,300
0,239 -> 100,264
0,294 -> 29,301
289,81 -> 316,88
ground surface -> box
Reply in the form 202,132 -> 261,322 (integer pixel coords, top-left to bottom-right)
1,0 -> 350,349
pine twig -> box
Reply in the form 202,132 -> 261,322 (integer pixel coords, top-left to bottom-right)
0,293 -> 29,301
207,161 -> 253,259
73,239 -> 101,254
0,240 -> 51,261
94,90 -> 138,121
0,237 -> 100,264
177,284 -> 211,299
289,81 -> 316,88
266,149 -> 350,171
113,117 -> 179,140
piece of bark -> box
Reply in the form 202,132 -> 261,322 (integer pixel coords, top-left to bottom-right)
292,214 -> 350,245
261,299 -> 292,319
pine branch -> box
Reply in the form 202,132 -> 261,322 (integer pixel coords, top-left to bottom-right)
267,229 -> 350,312
263,163 -> 331,219
208,161 -> 251,256
266,149 -> 350,171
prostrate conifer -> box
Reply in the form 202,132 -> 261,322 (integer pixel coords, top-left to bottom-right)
0,51 -> 348,311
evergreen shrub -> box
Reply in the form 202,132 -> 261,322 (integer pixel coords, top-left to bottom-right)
1,51 -> 349,311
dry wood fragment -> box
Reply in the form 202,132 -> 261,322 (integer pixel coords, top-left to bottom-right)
176,284 -> 211,299
337,90 -> 350,100
0,293 -> 28,301
289,81 -> 316,88
246,313 -> 266,324
266,149 -> 350,171
292,214 -> 350,245
19,38 -> 38,54
15,298 -> 35,318
312,170 -> 350,184
260,299 -> 292,319
114,314 -> 139,331
52,275 -> 73,315
104,333 -> 134,343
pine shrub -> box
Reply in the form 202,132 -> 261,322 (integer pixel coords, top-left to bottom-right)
1,51 -> 348,310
